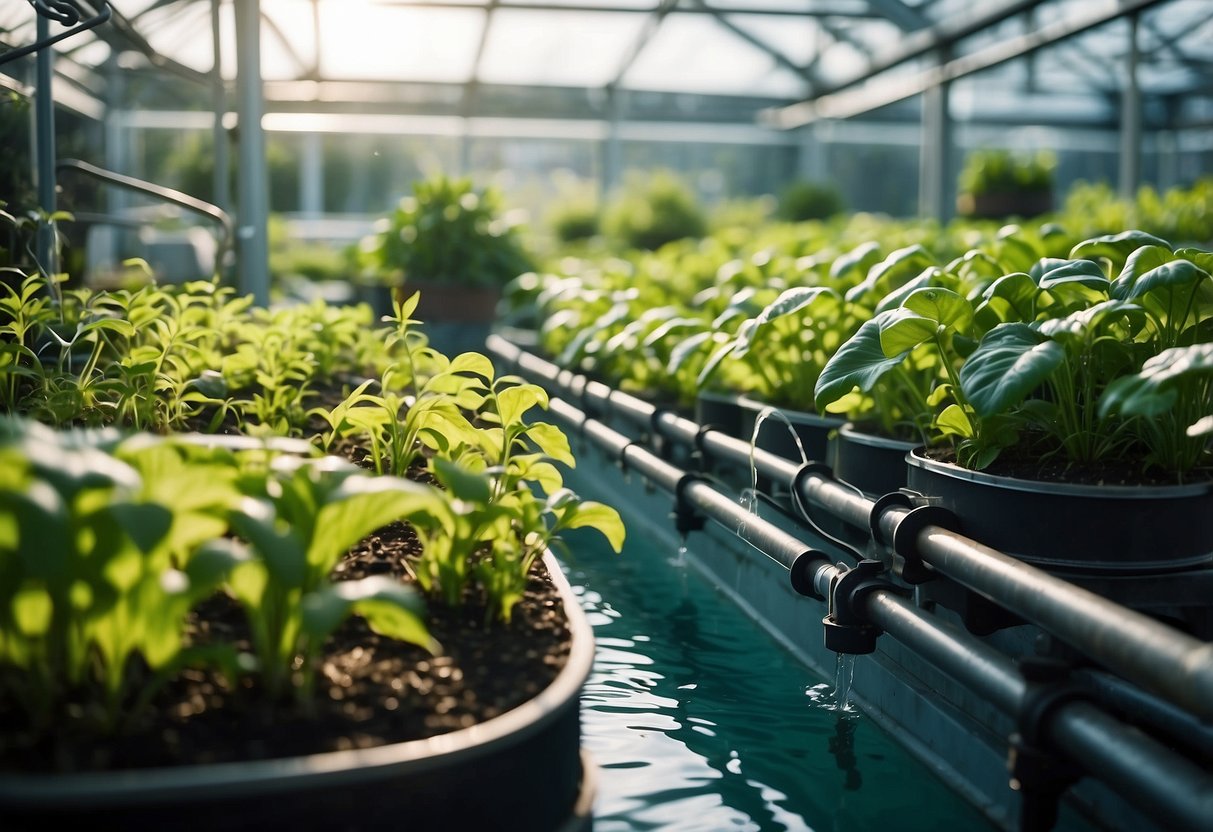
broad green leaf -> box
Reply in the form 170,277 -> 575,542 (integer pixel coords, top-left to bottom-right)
1038,259 -> 1109,290
105,502 -> 173,555
562,501 -> 626,553
229,498 -> 307,590
1070,230 -> 1172,271
432,457 -> 493,503
1118,259 -> 1211,302
815,314 -> 911,409
934,403 -> 974,438
829,241 -> 882,283
960,324 -> 1064,418
187,539 -> 249,590
1110,245 -> 1175,299
754,287 -> 838,326
1099,343 -> 1213,419
497,383 -> 548,426
879,308 -> 939,356
975,273 -> 1039,330
524,421 -> 575,466
448,351 -> 495,381
12,583 -> 52,637
1028,258 -> 1072,281
901,287 -> 973,331
874,267 -> 943,315
310,477 -> 439,573
1037,298 -> 1143,342
845,244 -> 934,304
302,577 -> 435,652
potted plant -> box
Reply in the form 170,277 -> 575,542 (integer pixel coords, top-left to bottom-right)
822,230 -> 1213,573
359,175 -> 534,352
956,148 -> 1056,220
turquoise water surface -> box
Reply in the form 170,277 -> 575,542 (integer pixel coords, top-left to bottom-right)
561,519 -> 1000,832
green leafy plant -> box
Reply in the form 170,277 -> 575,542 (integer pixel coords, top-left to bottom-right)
957,149 -> 1055,219
775,180 -> 844,222
360,175 -> 534,290
222,454 -> 439,700
0,419 -> 243,733
601,170 -> 707,252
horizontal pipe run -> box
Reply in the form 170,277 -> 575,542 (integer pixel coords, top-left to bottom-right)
1078,670 -> 1213,761
1046,702 -> 1213,832
865,591 -> 1025,715
544,385 -> 1213,829
867,591 -> 1213,832
497,337 -> 1213,721
887,511 -> 1213,722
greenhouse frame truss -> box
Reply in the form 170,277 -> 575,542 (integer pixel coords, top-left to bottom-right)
1,0 -> 1211,301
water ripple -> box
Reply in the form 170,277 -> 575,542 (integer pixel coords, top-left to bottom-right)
563,519 -> 1001,832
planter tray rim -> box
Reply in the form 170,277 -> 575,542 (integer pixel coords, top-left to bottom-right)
908,447 -> 1213,499
0,550 -> 595,807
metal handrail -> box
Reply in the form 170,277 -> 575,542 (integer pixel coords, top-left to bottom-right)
0,1 -> 112,66
56,159 -> 233,282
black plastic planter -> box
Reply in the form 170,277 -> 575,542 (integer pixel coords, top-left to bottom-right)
0,552 -> 596,832
736,396 -> 840,465
906,450 -> 1213,574
694,390 -> 747,439
830,423 -> 917,497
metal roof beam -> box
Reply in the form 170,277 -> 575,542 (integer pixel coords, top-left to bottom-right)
772,0 -> 1047,119
766,0 -> 1169,129
467,0 -> 500,86
607,0 -> 679,91
863,0 -> 928,31
689,0 -> 821,87
372,0 -> 882,17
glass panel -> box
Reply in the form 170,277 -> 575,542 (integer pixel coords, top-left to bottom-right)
624,13 -> 807,96
315,5 -> 485,82
478,10 -> 646,87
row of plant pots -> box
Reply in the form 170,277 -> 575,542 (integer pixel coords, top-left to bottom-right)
696,390 -> 1213,578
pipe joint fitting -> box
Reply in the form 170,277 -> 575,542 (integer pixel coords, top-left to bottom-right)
789,549 -> 833,600
822,559 -> 892,655
889,499 -> 960,585
672,472 -> 706,536
1007,658 -> 1087,832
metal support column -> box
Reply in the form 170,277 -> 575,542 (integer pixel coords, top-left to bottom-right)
211,0 -> 230,214
1119,13 -> 1142,200
234,0 -> 269,305
33,14 -> 58,277
918,47 -> 953,221
300,132 -> 324,217
601,87 -> 624,197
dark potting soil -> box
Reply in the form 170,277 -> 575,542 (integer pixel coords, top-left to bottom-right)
923,443 -> 1213,487
0,395 -> 572,775
0,523 -> 570,774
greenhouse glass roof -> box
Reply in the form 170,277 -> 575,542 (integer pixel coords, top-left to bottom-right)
1,0 -> 1212,128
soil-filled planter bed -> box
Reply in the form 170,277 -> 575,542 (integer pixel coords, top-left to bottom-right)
906,448 -> 1213,575
0,543 -> 595,832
